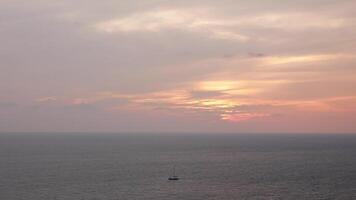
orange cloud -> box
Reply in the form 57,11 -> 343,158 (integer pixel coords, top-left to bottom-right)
220,112 -> 270,122
61,78 -> 356,124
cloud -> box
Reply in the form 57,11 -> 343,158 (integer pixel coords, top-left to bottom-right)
220,112 -> 270,122
1,0 -> 356,132
189,90 -> 226,99
232,12 -> 347,30
35,96 -> 57,102
95,8 -> 250,42
94,7 -> 352,46
69,98 -> 90,105
264,54 -> 355,65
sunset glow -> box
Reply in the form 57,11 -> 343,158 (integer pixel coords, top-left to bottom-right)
1,0 -> 356,133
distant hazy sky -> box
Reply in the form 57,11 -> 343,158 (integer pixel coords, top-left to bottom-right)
1,0 -> 356,133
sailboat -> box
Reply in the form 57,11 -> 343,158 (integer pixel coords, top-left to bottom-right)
168,166 -> 179,180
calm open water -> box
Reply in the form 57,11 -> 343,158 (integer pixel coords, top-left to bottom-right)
0,133 -> 356,200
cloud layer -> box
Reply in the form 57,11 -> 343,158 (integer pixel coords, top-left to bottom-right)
1,0 -> 356,133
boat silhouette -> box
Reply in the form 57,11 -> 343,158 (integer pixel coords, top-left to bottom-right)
168,166 -> 179,180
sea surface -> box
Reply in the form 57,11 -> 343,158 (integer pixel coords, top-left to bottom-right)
0,133 -> 356,200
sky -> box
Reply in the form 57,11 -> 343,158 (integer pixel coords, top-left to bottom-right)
1,0 -> 356,133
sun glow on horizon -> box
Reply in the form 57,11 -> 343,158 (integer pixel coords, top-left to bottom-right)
3,0 -> 356,133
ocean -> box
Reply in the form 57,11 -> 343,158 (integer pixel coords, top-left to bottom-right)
0,133 -> 355,200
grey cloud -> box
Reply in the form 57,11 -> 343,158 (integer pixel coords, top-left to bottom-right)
1,0 -> 356,132
189,91 -> 226,99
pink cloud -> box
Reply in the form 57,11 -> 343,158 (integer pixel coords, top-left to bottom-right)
70,98 -> 90,105
35,97 -> 57,102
